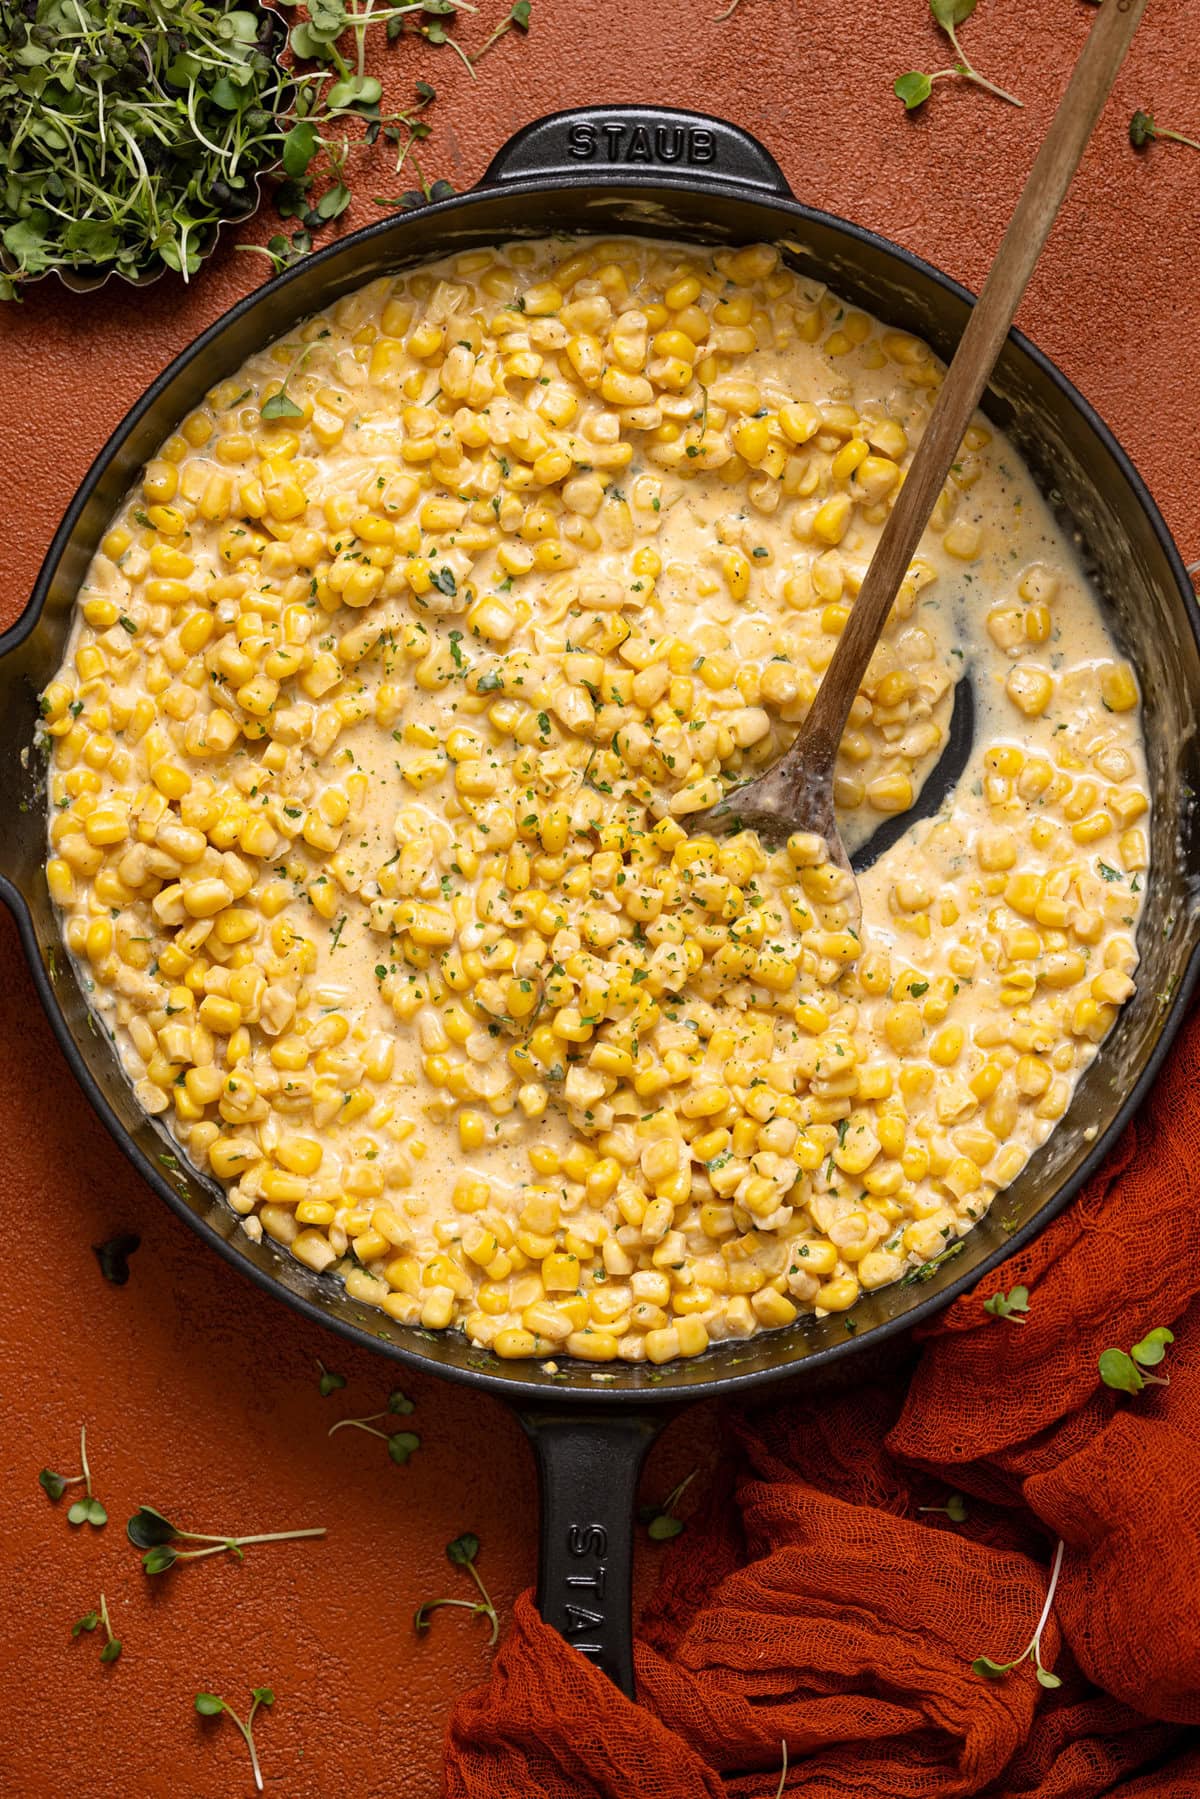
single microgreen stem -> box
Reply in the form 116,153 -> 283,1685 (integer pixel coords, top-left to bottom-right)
661,1469 -> 698,1514
972,1538 -> 1064,1686
241,1708 -> 265,1795
440,32 -> 476,77
774,1741 -> 788,1799
185,1528 -> 328,1556
641,1467 -> 699,1538
918,1493 -> 968,1522
954,55 -> 1023,108
1029,1537 -> 1064,1672
328,1414 -> 390,1439
79,1424 -> 93,1498
461,1557 -> 499,1642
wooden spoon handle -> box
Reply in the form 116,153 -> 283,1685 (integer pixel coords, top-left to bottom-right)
799,0 -> 1149,760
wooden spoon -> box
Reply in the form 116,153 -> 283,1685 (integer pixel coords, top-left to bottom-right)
693,0 -> 1148,880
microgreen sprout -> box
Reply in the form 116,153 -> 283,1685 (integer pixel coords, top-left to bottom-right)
971,1537 -> 1063,1688
638,1469 -> 698,1541
895,0 -> 1021,114
1098,1327 -> 1174,1395
328,1389 -> 419,1462
127,1504 -> 326,1574
316,1358 -> 347,1396
92,1231 -> 140,1285
1129,110 -> 1200,152
472,0 -> 530,61
773,1741 -> 789,1799
39,1425 -> 107,1527
983,1284 -> 1030,1323
413,1534 -> 499,1644
194,1688 -> 274,1793
72,1592 -> 122,1664
918,1493 -> 969,1522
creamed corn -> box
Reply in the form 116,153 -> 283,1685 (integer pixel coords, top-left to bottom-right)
43,236 -> 1148,1364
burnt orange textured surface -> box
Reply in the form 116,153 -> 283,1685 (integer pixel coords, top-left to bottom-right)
2,1 -> 1199,1793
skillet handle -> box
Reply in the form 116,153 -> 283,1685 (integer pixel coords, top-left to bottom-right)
481,105 -> 792,198
518,1406 -> 666,1696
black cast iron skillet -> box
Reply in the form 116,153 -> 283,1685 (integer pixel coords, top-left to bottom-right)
4,105 -> 1200,1697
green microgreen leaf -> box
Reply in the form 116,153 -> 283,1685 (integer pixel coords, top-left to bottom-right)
261,389 -> 305,422
1099,1349 -> 1144,1393
316,1359 -> 347,1397
1131,1327 -> 1174,1368
327,74 -> 383,110
894,71 -> 934,110
143,1544 -> 179,1575
283,120 -> 322,179
929,0 -> 976,26
92,1231 -> 141,1284
126,1505 -> 177,1548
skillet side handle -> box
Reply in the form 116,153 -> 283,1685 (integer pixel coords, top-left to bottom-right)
481,105 -> 791,198
518,1407 -> 665,1697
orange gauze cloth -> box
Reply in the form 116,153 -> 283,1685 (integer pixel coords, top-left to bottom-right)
445,1006 -> 1200,1799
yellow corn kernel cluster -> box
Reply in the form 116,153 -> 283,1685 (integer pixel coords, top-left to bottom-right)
41,234 -> 1148,1365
